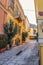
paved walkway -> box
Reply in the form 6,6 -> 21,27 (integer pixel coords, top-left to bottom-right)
0,40 -> 39,65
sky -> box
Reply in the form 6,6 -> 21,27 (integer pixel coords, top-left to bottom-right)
19,0 -> 37,25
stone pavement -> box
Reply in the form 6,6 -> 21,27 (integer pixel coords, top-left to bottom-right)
0,40 -> 39,65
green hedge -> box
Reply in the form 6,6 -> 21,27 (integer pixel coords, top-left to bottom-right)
0,34 -> 8,49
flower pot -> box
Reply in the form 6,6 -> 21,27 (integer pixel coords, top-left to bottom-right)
0,48 -> 6,53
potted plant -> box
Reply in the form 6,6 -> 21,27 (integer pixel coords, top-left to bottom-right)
22,32 -> 28,42
4,21 -> 18,48
0,35 -> 8,52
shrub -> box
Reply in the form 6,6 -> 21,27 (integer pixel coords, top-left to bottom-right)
4,22 -> 18,47
15,38 -> 20,46
0,35 -> 8,49
22,32 -> 28,41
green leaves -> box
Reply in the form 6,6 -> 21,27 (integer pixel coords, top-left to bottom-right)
0,35 -> 8,49
4,20 -> 21,46
4,21 -> 16,45
22,32 -> 28,41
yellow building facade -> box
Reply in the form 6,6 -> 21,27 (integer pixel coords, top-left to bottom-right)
34,0 -> 43,65
6,0 -> 28,46
29,24 -> 37,39
0,0 -> 26,46
0,0 -> 29,46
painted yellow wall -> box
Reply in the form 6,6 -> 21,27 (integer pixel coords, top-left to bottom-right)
40,46 -> 43,65
34,0 -> 43,65
29,28 -> 33,36
29,28 -> 37,36
35,0 -> 43,18
35,0 -> 43,37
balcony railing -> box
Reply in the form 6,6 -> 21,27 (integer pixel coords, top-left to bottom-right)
16,16 -> 22,22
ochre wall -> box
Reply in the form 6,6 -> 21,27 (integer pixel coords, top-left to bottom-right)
35,0 -> 43,18
34,0 -> 43,65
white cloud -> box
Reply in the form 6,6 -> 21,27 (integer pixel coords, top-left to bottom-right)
19,0 -> 37,25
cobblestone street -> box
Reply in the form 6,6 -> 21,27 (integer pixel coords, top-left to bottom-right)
0,40 -> 39,65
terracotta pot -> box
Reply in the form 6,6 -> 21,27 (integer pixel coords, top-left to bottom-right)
0,48 -> 6,53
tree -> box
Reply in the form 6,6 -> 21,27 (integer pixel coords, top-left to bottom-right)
4,20 -> 17,47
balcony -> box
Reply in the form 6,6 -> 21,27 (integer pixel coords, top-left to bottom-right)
16,16 -> 22,22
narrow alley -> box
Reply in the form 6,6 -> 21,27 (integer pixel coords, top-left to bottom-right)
0,0 -> 43,65
0,40 -> 39,65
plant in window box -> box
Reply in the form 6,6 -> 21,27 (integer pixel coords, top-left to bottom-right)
0,35 -> 8,52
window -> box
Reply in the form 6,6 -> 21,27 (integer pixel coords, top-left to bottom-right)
17,25 -> 21,34
16,6 -> 18,15
14,5 -> 20,17
10,0 -> 14,10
